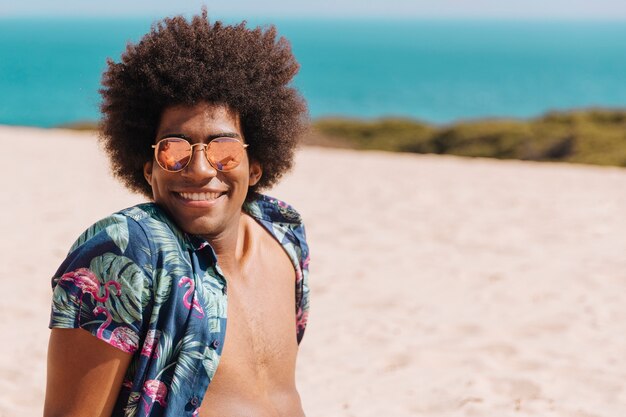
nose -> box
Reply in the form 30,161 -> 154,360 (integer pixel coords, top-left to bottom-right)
181,143 -> 217,179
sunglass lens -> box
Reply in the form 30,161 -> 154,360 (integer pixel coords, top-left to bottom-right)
207,139 -> 244,171
156,139 -> 191,171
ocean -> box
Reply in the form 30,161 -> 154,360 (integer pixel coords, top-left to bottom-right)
1,17 -> 626,127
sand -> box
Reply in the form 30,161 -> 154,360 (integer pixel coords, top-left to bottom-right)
1,125 -> 626,417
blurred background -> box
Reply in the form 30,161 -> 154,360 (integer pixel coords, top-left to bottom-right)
2,0 -> 626,166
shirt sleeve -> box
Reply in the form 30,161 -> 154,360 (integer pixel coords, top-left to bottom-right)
294,222 -> 310,344
49,213 -> 154,354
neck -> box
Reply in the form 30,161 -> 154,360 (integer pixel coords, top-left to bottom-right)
204,211 -> 250,279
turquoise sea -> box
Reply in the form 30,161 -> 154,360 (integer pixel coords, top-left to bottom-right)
1,18 -> 626,127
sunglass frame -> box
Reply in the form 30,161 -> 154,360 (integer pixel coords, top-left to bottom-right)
151,137 -> 249,172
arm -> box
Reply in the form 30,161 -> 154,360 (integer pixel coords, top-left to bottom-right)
44,328 -> 133,417
46,213 -> 152,416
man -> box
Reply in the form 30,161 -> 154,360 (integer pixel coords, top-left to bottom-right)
44,10 -> 310,417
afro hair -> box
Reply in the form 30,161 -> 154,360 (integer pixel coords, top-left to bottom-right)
99,9 -> 309,198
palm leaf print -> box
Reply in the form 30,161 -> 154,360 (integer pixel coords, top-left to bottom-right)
145,218 -> 193,275
105,218 -> 130,253
142,206 -> 189,244
89,253 -> 149,325
153,333 -> 204,395
154,331 -> 175,378
146,220 -> 194,305
50,285 -> 81,327
149,268 -> 173,325
205,317 -> 221,334
69,214 -> 127,253
123,392 -> 140,417
195,272 -> 227,333
202,346 -> 219,379
170,335 -> 205,394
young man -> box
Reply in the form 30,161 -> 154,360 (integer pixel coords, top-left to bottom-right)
44,11 -> 310,417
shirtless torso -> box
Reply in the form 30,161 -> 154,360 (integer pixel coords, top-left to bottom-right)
200,213 -> 305,417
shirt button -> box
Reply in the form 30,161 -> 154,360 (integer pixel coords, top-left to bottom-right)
190,396 -> 199,406
211,339 -> 221,349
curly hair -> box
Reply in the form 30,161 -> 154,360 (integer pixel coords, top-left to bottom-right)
99,9 -> 308,198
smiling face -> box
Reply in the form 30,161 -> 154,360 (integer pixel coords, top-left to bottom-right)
144,102 -> 262,238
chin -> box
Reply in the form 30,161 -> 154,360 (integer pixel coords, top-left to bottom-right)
158,197 -> 239,238
178,217 -> 217,236
186,214 -> 237,237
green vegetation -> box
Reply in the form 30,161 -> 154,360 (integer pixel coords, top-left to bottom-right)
310,109 -> 626,167
59,108 -> 626,168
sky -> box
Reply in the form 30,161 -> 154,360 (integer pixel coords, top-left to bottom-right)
2,0 -> 626,20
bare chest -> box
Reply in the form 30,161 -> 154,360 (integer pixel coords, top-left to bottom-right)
223,252 -> 297,369
199,215 -> 305,416
206,219 -> 299,388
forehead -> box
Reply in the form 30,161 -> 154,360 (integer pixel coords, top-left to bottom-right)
157,102 -> 242,138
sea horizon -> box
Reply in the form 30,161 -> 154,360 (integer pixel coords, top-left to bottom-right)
1,17 -> 626,127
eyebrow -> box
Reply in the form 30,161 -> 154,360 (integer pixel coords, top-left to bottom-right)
158,132 -> 241,141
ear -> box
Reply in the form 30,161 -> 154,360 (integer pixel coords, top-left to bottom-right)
248,160 -> 263,187
143,161 -> 153,185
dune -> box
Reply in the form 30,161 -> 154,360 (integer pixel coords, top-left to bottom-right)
2,125 -> 625,417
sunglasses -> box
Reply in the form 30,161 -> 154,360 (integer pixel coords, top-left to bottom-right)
151,137 -> 249,172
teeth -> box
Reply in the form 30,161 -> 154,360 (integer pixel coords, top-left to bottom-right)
179,192 -> 223,201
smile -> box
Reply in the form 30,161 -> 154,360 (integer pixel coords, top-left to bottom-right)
175,191 -> 226,201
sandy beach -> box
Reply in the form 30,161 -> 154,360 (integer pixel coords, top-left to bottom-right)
2,125 -> 626,417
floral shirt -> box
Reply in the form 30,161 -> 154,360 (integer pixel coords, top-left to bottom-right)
49,194 -> 310,417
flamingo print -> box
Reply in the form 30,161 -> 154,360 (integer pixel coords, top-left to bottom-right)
93,306 -> 139,353
59,268 -> 121,302
141,329 -> 161,358
141,379 -> 167,415
296,308 -> 309,333
178,277 -> 204,318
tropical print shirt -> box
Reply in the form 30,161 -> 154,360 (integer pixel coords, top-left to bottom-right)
49,194 -> 310,417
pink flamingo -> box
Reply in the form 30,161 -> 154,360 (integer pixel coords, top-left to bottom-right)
294,255 -> 310,284
142,379 -> 167,414
141,329 -> 161,358
59,268 -> 122,302
93,306 -> 139,353
296,309 -> 309,332
178,277 -> 204,318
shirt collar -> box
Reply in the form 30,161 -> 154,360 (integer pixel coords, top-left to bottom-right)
140,193 -> 301,254
133,203 -> 199,252
243,193 -> 303,225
